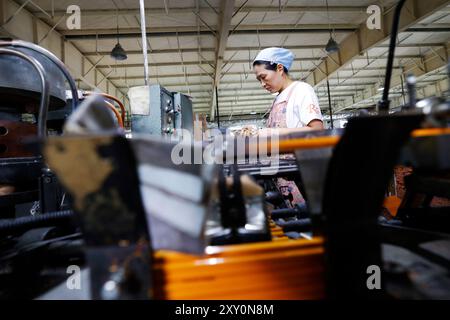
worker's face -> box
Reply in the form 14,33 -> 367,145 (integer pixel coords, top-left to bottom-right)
254,64 -> 284,94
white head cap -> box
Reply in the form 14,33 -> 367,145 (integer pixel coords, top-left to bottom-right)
253,47 -> 295,71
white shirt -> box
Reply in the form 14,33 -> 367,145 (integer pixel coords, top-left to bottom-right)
272,81 -> 323,128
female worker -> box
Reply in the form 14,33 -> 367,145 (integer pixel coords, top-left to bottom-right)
253,47 -> 324,207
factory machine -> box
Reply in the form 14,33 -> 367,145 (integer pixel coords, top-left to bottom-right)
1,0 -> 450,300
0,39 -> 197,299
0,40 -> 77,219
30,100 -> 450,300
0,39 -> 130,219
129,84 -> 193,137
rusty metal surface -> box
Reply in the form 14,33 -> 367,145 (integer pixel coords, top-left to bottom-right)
0,120 -> 37,158
43,135 -> 153,299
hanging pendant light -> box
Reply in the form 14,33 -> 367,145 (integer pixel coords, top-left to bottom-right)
110,11 -> 127,60
325,32 -> 339,53
324,0 -> 339,53
111,42 -> 127,60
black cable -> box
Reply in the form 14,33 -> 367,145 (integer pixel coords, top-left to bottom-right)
215,86 -> 220,128
0,210 -> 74,235
378,0 -> 407,112
400,73 -> 406,106
327,79 -> 334,128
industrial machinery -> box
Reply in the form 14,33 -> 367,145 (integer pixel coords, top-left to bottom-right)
129,85 -> 193,137
0,39 -> 127,218
1,0 -> 450,301
32,112 -> 449,300
0,40 -> 129,299
0,40 -> 75,219
2,91 -> 450,300
206,165 -> 272,246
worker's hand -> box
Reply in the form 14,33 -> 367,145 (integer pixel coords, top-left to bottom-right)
235,125 -> 258,136
0,185 -> 15,196
257,128 -> 275,137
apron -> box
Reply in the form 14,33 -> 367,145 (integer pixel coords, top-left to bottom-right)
266,82 -> 305,208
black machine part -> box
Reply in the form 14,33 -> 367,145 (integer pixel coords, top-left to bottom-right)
377,0 -> 407,112
265,190 -> 285,206
0,156 -> 43,186
0,48 -> 49,138
270,203 -> 309,220
0,210 -> 74,236
321,113 -> 423,299
294,146 -> 334,217
210,166 -> 271,246
0,45 -> 63,110
275,218 -> 312,233
0,40 -> 79,111
218,164 -> 247,230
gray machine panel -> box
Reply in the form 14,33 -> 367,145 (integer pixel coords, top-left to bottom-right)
174,92 -> 193,134
131,85 -> 193,137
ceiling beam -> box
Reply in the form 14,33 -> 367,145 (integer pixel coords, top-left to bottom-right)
338,46 -> 450,111
1,0 -> 124,98
406,27 -> 450,32
114,78 -> 383,88
32,6 -> 369,19
82,43 -> 447,57
106,70 -> 309,80
116,82 -> 377,91
305,0 -> 449,88
201,94 -> 352,103
194,98 -> 348,111
189,89 -> 365,99
117,84 -> 376,92
85,48 -> 215,56
98,61 -> 215,68
63,24 -> 358,36
194,93 -> 354,103
206,0 -> 234,121
195,100 -> 348,110
62,24 -> 356,40
96,56 -> 418,69
105,67 -> 403,81
0,0 -> 5,26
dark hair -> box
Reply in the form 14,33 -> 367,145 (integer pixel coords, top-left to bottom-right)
253,60 -> 288,75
